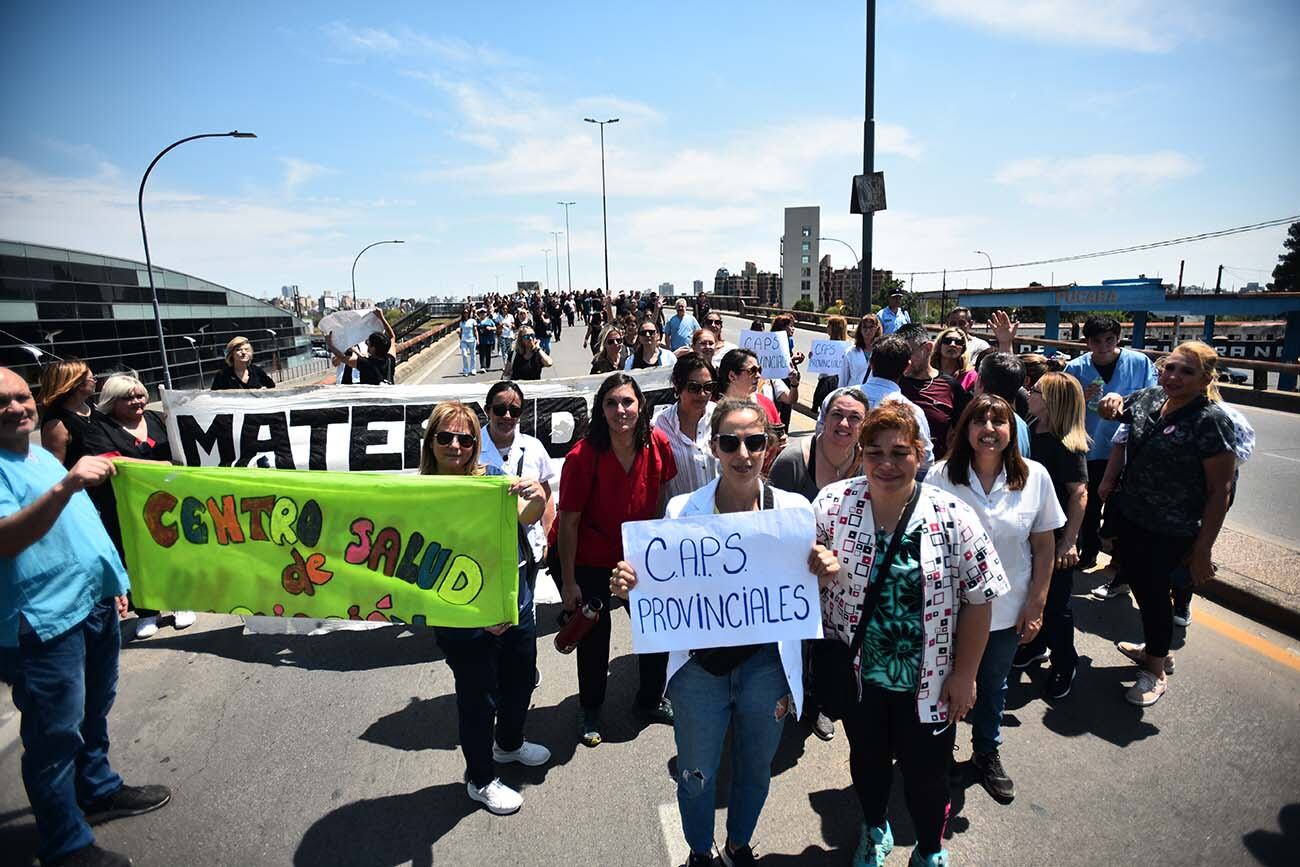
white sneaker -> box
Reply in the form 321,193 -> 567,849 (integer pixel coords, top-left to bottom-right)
1091,581 -> 1131,600
493,740 -> 551,767
172,610 -> 197,629
1125,670 -> 1167,707
134,616 -> 158,639
467,778 -> 523,815
1172,605 -> 1192,627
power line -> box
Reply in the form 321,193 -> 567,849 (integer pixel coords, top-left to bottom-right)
895,215 -> 1299,278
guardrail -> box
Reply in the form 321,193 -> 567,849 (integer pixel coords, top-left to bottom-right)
396,318 -> 455,364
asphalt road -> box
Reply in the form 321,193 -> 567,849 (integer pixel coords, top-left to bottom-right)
3,314 -> 1298,866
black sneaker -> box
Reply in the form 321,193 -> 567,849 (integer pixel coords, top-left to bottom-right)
686,852 -> 715,867
1045,664 -> 1077,700
49,845 -> 132,867
82,784 -> 171,825
810,711 -> 835,742
639,697 -> 675,725
972,750 -> 1015,804
1011,645 -> 1050,669
718,841 -> 756,867
1076,552 -> 1098,571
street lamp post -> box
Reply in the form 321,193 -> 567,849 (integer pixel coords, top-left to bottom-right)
542,249 -> 551,293
180,335 -> 203,387
352,240 -> 404,307
861,0 -> 877,317
558,201 -> 575,293
138,130 -> 256,390
820,236 -> 862,311
583,117 -> 619,293
974,250 -> 993,289
550,231 -> 564,295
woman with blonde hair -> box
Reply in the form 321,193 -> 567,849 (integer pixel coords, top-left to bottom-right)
589,323 -> 626,375
929,326 -> 977,392
38,358 -> 107,468
420,401 -> 552,815
210,336 -> 275,390
1011,372 -> 1090,698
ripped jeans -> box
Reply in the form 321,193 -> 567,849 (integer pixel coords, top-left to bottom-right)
666,644 -> 789,854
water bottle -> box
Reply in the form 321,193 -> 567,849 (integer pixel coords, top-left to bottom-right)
554,598 -> 604,654
1086,377 -> 1105,412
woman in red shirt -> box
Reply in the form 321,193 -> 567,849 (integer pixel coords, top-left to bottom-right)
557,373 -> 678,747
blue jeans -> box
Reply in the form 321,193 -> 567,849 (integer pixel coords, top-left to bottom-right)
666,644 -> 790,854
459,342 -> 476,375
970,626 -> 1020,755
499,336 -> 514,363
539,337 -> 552,355
434,606 -> 537,788
2,599 -> 124,863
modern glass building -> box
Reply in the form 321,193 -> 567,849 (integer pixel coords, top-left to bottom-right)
0,240 -> 312,395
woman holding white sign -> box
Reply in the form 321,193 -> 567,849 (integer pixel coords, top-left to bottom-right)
814,402 -> 1008,867
420,401 -> 553,817
611,398 -> 840,867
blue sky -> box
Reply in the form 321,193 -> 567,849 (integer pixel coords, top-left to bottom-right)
2,0 -> 1297,300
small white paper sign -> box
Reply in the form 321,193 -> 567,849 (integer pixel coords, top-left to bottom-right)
320,308 -> 384,353
739,330 -> 792,379
807,339 -> 852,376
621,505 -> 822,654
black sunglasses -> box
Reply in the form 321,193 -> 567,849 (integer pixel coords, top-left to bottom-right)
491,404 -> 523,418
640,329 -> 658,337
434,431 -> 476,448
706,319 -> 723,326
715,433 -> 769,453
941,336 -> 965,346
683,380 -> 716,394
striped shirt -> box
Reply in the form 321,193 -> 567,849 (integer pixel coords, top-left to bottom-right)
653,401 -> 719,501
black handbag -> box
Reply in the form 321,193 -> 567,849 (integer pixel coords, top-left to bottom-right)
811,483 -> 922,721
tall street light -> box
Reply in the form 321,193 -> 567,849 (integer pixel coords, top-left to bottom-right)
820,236 -> 862,311
550,231 -> 564,295
541,249 -> 551,293
583,117 -> 618,294
860,0 -> 877,316
180,335 -> 204,388
557,201 -> 575,293
352,240 -> 404,307
139,130 -> 256,390
974,250 -> 993,289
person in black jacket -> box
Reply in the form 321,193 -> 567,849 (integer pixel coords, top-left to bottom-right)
210,336 -> 275,390
328,314 -> 398,385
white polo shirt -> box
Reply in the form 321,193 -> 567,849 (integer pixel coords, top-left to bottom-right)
479,428 -> 557,561
927,459 -> 1065,631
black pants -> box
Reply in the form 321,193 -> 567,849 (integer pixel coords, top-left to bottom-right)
1112,513 -> 1194,658
435,608 -> 537,789
842,684 -> 955,857
1078,459 -> 1110,560
573,565 -> 668,711
478,343 -> 494,371
1022,566 -> 1078,670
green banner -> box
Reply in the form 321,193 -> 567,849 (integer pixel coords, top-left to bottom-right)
112,463 -> 519,628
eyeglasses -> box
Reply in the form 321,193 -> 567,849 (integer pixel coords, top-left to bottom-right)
605,337 -> 621,345
434,431 -> 476,448
706,319 -> 722,327
640,330 -> 658,337
519,333 -> 535,340
740,365 -> 762,377
490,404 -> 523,418
827,410 -> 865,426
940,337 -> 966,346
682,380 -> 716,394
715,433 -> 769,453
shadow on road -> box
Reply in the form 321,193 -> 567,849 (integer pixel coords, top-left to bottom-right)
0,806 -> 38,867
1243,803 -> 1300,867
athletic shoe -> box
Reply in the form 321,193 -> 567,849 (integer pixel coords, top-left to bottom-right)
493,740 -> 551,767
534,667 -> 541,688
48,845 -> 132,867
1011,645 -> 1050,669
1091,581 -> 1130,600
811,711 -> 836,742
466,778 -> 522,815
1045,664 -> 1077,699
1115,641 -> 1175,674
686,853 -> 715,867
852,820 -> 894,867
579,708 -> 602,748
82,784 -> 171,825
133,616 -> 158,639
718,841 -> 756,867
908,850 -> 950,867
640,697 -> 675,725
1125,670 -> 1167,707
1076,553 -> 1098,571
1173,604 -> 1193,627
172,610 -> 196,629
972,750 -> 1015,804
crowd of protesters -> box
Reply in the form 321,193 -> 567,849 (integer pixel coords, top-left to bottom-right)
1,281 -> 1253,867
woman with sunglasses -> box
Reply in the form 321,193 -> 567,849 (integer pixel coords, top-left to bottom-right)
508,328 -> 552,381
931,327 -> 978,392
717,349 -> 784,475
926,394 -> 1064,807
623,317 -> 675,370
815,402 -> 1008,867
421,401 -> 552,816
556,374 -> 678,746
654,353 -> 720,503
1097,341 -> 1235,706
703,313 -> 737,365
612,398 -> 840,867
839,314 -> 881,389
590,324 -> 626,375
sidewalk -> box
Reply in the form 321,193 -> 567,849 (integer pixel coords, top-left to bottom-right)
1202,525 -> 1300,637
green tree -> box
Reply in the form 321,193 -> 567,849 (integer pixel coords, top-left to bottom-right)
1268,221 -> 1300,292
792,298 -> 816,312
874,277 -> 905,309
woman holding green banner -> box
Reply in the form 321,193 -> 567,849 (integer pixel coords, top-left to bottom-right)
419,401 -> 552,816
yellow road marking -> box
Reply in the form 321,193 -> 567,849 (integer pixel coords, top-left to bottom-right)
1196,609 -> 1300,673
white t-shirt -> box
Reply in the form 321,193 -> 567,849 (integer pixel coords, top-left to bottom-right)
622,346 -> 675,369
926,459 -> 1065,631
478,428 -> 557,561
498,313 -> 515,340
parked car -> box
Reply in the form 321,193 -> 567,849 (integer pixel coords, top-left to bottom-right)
1218,368 -> 1248,385
312,347 -> 330,358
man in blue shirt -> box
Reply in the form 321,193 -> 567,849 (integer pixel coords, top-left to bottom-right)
664,298 -> 701,351
0,367 -> 170,867
876,290 -> 911,335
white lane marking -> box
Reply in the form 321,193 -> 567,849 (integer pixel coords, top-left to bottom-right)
658,801 -> 690,866
1260,451 -> 1300,463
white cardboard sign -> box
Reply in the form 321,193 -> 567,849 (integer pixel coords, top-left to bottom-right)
807,339 -> 852,376
320,308 -> 384,353
738,330 -> 792,379
621,506 -> 822,654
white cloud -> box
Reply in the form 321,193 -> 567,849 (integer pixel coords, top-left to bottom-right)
278,157 -> 335,191
324,22 -> 516,66
918,0 -> 1211,53
994,151 -> 1200,207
